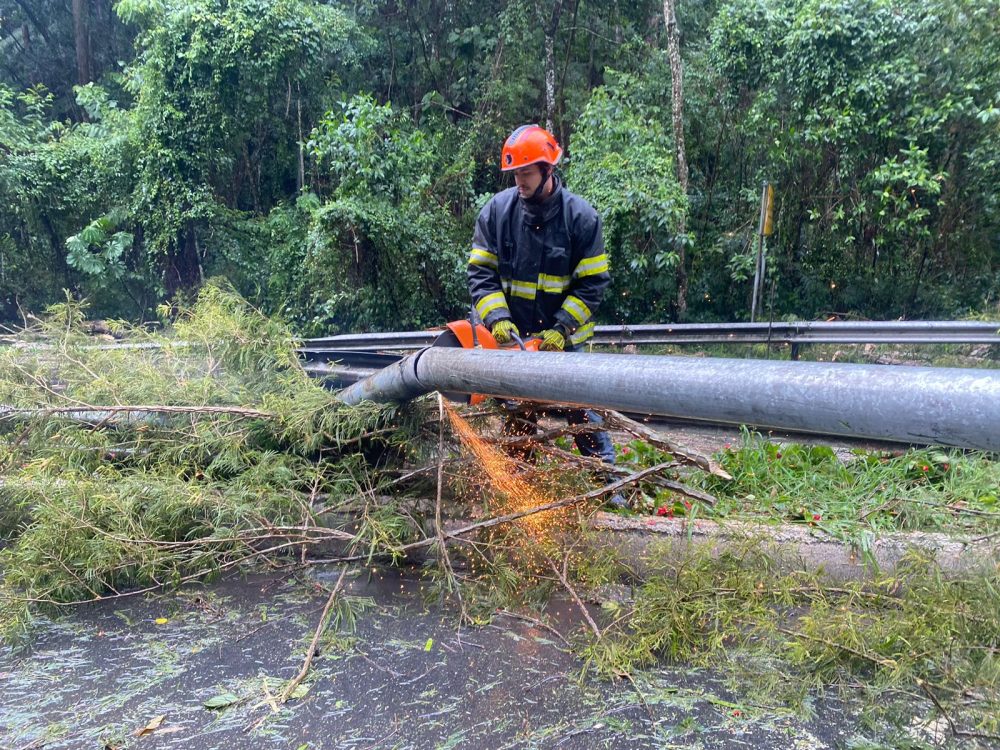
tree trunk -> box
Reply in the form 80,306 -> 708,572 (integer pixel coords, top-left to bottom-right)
543,0 -> 565,134
594,513 -> 1000,582
12,0 -> 50,45
72,0 -> 92,85
556,0 -> 580,139
166,224 -> 203,296
297,93 -> 305,193
544,36 -> 556,133
664,0 -> 689,320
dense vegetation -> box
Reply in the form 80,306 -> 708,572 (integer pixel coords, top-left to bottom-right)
1,0 -> 998,330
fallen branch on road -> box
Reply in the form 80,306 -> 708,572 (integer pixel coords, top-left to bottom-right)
280,566 -> 349,703
308,461 -> 677,565
540,444 -> 717,506
601,410 -> 732,480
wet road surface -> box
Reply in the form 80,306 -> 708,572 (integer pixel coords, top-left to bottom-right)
1,566 -> 926,749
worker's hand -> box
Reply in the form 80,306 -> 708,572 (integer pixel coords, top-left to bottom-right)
491,319 -> 520,345
538,328 -> 566,351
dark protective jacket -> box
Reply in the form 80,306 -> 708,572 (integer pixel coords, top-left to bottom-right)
467,179 -> 610,347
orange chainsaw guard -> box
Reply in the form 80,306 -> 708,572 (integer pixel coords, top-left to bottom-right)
444,319 -> 498,350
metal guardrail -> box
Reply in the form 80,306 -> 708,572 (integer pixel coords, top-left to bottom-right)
301,321 -> 1000,360
302,331 -> 436,351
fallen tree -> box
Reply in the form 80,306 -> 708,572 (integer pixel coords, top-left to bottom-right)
1,286 -> 998,742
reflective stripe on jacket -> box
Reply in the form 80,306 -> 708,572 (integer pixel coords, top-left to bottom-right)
468,184 -> 610,347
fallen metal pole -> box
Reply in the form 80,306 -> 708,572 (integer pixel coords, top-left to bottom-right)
338,348 -> 1000,450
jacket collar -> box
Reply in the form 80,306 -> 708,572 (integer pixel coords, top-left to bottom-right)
520,175 -> 563,227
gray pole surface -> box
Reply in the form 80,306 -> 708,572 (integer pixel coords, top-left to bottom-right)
337,348 -> 1000,450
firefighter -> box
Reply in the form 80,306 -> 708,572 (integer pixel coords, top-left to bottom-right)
467,124 -> 616,465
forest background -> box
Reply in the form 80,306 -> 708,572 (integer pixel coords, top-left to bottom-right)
1,0 -> 998,333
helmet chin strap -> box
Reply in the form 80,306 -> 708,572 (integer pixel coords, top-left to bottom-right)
525,164 -> 553,204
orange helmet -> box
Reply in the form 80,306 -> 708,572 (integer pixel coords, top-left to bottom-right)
500,125 -> 563,172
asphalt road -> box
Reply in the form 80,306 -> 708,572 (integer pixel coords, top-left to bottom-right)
0,566 -> 942,750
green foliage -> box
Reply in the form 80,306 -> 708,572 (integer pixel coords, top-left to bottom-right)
309,96 -> 441,204
565,83 -> 688,322
2,0 -> 998,323
583,544 -> 1000,736
120,0 -> 367,291
0,83 -> 141,318
699,0 -> 1000,318
0,0 -> 371,321
679,429 -> 1000,541
709,1 -> 786,99
249,94 -> 474,333
0,285 -> 418,641
0,0 -> 134,118
66,221 -> 132,277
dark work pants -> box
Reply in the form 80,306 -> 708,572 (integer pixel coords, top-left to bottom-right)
502,406 -> 615,463
500,342 -> 616,464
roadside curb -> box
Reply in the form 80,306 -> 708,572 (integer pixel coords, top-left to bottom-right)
591,512 -> 1000,581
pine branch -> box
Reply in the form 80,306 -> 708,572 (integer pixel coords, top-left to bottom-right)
600,410 -> 731,479
548,556 -> 601,639
0,404 -> 275,421
280,566 -> 348,703
540,444 -> 716,505
310,461 -> 676,564
484,423 -> 600,448
435,395 -> 467,622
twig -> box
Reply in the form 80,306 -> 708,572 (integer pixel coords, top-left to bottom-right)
656,477 -> 718,506
444,460 -> 674,534
324,425 -> 399,448
4,539 -> 307,607
5,359 -> 95,410
919,679 -> 1000,742
359,724 -> 402,750
495,609 -> 571,648
621,670 -> 656,724
398,664 -> 441,687
859,496 -> 898,521
262,678 -> 280,712
970,529 -> 1000,544
358,652 -> 404,678
43,500 -> 354,548
308,461 -> 676,565
302,466 -> 323,565
234,619 -> 276,643
777,626 -> 896,669
485,423 -> 600,448
542,443 -> 682,481
600,409 -> 732,480
50,553 -> 105,600
280,565 -> 348,703
547,557 -> 601,639
435,395 -> 468,623
904,496 -> 1000,519
0,403 -> 274,421
538,443 -> 719,507
375,459 -> 468,489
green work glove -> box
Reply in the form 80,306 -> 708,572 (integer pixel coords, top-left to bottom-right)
491,319 -> 520,345
538,328 -> 566,351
